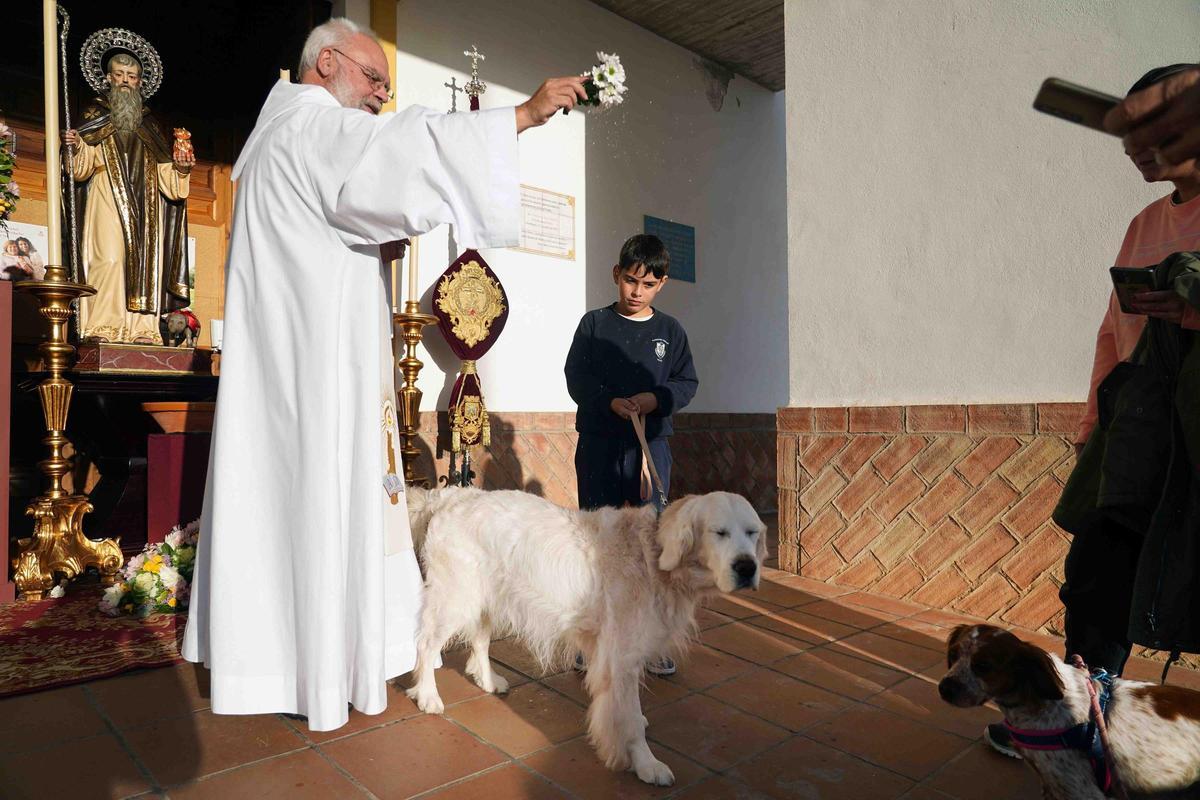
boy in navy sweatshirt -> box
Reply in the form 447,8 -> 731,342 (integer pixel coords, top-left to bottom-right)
564,234 -> 698,674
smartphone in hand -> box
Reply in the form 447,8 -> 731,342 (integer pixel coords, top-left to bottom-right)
1033,78 -> 1121,134
1110,266 -> 1157,313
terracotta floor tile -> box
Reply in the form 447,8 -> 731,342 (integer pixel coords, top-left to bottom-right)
730,735 -> 915,799
696,607 -> 738,630
645,694 -> 790,771
672,646 -> 757,692
700,622 -> 809,665
796,599 -> 900,629
669,775 -> 767,799
489,638 -> 567,679
445,682 -> 585,757
389,648 -> 530,719
123,709 -> 303,786
320,714 -> 504,798
702,594 -> 787,621
705,666 -> 852,732
88,663 -> 211,730
841,591 -> 930,617
168,749 -> 364,799
748,579 -> 820,609
830,631 -> 945,674
0,684 -> 109,754
743,607 -> 861,645
871,620 -> 954,654
774,647 -> 909,701
866,676 -> 998,739
422,763 -> 569,800
920,741 -> 1042,800
539,670 -> 689,712
293,681 -> 420,744
0,732 -> 151,800
806,704 -> 970,781
522,737 -> 711,799
898,787 -> 956,799
909,608 -> 984,628
771,573 -> 855,599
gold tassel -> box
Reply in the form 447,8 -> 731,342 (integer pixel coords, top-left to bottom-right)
451,427 -> 461,453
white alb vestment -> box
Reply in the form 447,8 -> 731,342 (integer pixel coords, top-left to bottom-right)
181,80 -> 519,731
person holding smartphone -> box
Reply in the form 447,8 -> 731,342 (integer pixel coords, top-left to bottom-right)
986,63 -> 1200,761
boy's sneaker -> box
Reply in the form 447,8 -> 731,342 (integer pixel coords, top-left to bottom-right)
573,652 -> 587,672
646,656 -> 676,676
983,723 -> 1022,759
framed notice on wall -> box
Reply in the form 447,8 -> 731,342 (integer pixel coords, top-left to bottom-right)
515,184 -> 575,260
643,215 -> 695,283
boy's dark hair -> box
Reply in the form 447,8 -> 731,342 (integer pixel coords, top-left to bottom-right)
618,234 -> 670,279
1129,63 -> 1197,95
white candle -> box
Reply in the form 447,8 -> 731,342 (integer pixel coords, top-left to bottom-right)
42,0 -> 62,267
408,236 -> 420,302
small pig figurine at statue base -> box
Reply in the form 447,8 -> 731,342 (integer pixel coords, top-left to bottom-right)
172,128 -> 194,163
162,309 -> 200,348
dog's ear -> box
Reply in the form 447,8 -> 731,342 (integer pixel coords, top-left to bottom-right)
754,522 -> 769,562
1012,644 -> 1064,704
657,496 -> 696,571
945,624 -> 972,668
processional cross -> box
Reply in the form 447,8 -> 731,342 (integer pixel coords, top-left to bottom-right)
463,45 -> 486,110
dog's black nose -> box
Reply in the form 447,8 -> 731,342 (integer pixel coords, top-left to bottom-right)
937,677 -> 960,703
733,557 -> 757,583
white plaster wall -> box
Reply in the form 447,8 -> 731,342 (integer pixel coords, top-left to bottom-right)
786,0 -> 1200,406
394,0 -> 787,413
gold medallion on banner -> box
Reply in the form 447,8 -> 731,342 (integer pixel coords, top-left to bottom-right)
435,261 -> 506,347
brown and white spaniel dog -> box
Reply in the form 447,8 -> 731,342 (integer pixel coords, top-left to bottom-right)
938,624 -> 1200,799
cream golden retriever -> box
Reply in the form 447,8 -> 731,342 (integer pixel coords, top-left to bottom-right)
405,487 -> 766,786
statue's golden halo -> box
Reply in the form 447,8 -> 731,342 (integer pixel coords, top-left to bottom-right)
80,27 -> 163,100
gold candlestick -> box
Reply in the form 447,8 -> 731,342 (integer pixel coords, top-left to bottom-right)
394,301 -> 437,487
14,266 -> 122,600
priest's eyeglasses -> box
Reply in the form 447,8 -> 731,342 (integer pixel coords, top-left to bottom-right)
331,48 -> 395,101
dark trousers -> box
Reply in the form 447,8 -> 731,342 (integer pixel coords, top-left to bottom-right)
575,433 -> 672,512
1059,521 -> 1142,676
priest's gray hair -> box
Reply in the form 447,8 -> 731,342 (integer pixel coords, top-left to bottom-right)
298,17 -> 376,76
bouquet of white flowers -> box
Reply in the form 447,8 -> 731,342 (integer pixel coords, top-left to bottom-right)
578,52 -> 627,111
99,519 -> 199,617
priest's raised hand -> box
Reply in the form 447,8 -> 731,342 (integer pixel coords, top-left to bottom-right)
517,76 -> 589,131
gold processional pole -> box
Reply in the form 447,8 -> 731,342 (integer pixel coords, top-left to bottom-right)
394,236 -> 437,487
12,0 -> 121,600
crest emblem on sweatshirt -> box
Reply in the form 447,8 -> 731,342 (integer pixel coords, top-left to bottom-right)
652,338 -> 668,362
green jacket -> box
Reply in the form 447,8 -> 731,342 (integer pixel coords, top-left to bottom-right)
1054,251 -> 1200,654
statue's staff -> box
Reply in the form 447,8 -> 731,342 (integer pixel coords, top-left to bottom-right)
57,3 -> 79,285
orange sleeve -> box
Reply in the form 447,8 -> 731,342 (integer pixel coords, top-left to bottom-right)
1077,292 -> 1120,445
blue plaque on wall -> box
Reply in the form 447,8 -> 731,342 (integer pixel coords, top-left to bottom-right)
643,215 -> 695,283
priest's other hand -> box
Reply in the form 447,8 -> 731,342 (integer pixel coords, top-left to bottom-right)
516,76 -> 588,133
1106,67 -> 1200,167
379,239 -> 408,263
62,129 -> 79,146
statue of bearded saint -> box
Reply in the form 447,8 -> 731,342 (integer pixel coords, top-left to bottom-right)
63,51 -> 195,344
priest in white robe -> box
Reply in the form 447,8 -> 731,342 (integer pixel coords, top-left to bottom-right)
181,17 -> 585,731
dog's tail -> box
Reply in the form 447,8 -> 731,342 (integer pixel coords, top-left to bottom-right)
405,486 -> 435,550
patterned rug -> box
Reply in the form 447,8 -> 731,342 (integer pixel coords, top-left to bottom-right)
0,585 -> 184,697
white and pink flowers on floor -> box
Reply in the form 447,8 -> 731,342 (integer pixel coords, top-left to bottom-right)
99,519 -> 199,617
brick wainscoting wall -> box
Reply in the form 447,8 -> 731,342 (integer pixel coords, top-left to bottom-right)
777,403 -> 1084,635
409,411 -> 777,512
